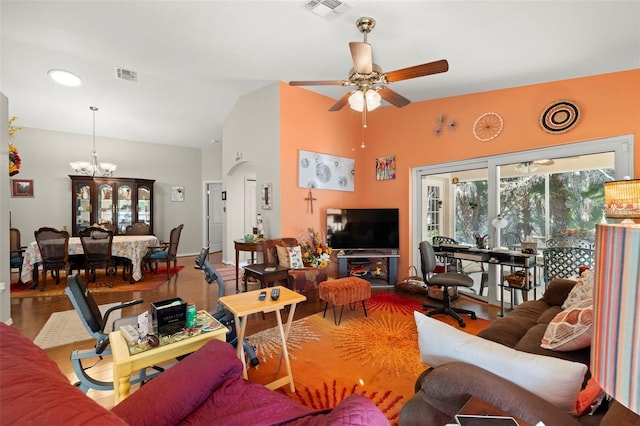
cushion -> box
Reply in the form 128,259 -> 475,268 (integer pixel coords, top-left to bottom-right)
541,298 -> 592,351
575,377 -> 604,416
276,245 -> 304,269
414,311 -> 587,414
562,269 -> 594,309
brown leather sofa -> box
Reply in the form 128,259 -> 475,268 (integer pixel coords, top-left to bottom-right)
399,279 -> 640,426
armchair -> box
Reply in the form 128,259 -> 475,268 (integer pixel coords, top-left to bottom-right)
262,238 -> 331,292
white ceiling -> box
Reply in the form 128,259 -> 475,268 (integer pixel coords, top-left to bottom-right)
2,1 -> 639,149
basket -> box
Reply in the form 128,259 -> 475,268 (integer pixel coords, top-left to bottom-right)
505,271 -> 526,288
395,266 -> 429,295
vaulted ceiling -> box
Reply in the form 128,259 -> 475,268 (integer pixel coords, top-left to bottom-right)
2,1 -> 639,149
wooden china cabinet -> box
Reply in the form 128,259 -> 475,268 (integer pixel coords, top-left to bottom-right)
69,176 -> 155,236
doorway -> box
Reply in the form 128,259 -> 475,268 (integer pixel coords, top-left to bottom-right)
206,182 -> 223,253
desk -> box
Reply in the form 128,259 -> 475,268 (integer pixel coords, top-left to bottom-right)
434,245 -> 537,316
21,235 -> 159,285
234,238 -> 264,293
242,263 -> 290,292
109,312 -> 228,404
219,286 -> 306,392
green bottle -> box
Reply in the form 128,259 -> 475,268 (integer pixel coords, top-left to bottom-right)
186,302 -> 197,329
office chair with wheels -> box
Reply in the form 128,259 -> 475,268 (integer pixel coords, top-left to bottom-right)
419,241 -> 477,327
65,274 -> 163,392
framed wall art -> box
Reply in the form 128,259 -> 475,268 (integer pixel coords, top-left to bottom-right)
376,155 -> 396,181
11,179 -> 34,197
298,150 -> 355,192
170,185 -> 184,202
261,183 -> 272,210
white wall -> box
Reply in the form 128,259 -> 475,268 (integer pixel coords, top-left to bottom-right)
7,127 -> 207,255
221,82 -> 281,263
1,93 -> 11,324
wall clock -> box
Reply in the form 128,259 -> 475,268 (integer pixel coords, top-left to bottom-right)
473,112 -> 504,142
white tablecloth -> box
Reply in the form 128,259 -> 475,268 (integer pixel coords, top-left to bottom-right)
21,235 -> 159,282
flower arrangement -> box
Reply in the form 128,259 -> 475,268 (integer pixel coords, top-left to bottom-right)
474,234 -> 489,249
8,116 -> 23,176
299,227 -> 332,268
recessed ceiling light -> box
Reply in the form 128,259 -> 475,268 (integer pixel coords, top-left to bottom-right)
47,69 -> 83,87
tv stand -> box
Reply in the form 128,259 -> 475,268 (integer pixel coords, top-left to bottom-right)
337,249 -> 399,286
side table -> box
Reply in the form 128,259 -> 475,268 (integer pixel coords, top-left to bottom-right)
234,238 -> 264,293
218,286 -> 306,392
242,263 -> 290,292
109,313 -> 228,404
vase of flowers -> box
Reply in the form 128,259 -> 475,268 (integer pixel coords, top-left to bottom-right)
8,116 -> 23,176
299,227 -> 332,268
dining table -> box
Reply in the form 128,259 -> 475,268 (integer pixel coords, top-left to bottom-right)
21,234 -> 159,286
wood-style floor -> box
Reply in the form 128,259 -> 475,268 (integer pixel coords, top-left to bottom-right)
10,252 -> 500,409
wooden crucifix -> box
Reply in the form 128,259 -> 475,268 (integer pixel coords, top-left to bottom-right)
304,189 -> 317,214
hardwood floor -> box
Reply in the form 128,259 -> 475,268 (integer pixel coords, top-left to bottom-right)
10,252 -> 500,409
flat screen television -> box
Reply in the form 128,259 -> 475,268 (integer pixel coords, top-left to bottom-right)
326,208 -> 399,250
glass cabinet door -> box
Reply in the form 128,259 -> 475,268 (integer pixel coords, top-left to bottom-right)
74,181 -> 92,234
137,185 -> 152,225
97,183 -> 115,231
117,184 -> 133,233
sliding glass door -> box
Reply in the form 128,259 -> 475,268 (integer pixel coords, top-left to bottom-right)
412,135 -> 634,306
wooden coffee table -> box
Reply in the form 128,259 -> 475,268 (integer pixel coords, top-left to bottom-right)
218,286 -> 306,392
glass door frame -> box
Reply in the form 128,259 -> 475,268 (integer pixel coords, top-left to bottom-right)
411,134 -> 634,306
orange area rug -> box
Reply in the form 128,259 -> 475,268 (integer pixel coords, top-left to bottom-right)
246,292 -> 490,425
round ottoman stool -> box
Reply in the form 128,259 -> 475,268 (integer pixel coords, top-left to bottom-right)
319,277 -> 371,325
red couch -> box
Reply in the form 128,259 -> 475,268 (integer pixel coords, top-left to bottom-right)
0,323 -> 387,425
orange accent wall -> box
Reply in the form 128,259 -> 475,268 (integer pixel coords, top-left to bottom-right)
279,70 -> 640,272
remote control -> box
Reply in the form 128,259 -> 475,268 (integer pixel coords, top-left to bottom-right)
258,291 -> 266,301
271,287 -> 280,300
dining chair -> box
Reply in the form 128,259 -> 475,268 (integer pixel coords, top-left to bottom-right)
143,224 -> 183,278
34,227 -> 70,291
10,228 -> 26,284
542,247 -> 595,284
125,222 -> 151,235
79,226 -> 115,287
545,237 -> 593,249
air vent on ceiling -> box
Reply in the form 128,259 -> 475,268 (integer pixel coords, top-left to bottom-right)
115,67 -> 138,82
305,0 -> 349,17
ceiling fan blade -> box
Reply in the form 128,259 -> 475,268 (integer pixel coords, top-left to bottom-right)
328,92 -> 352,112
378,86 -> 411,108
534,159 -> 555,166
349,42 -> 373,74
289,80 -> 345,86
385,59 -> 449,83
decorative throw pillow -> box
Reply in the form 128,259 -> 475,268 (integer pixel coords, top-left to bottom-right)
276,245 -> 304,269
414,311 -> 587,414
562,269 -> 594,309
541,298 -> 593,351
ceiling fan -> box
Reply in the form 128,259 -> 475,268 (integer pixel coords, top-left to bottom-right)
289,16 -> 449,113
515,159 -> 555,173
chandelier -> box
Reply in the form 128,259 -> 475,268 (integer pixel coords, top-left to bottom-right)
69,106 -> 117,176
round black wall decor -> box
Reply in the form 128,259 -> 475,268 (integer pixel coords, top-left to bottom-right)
540,100 -> 580,133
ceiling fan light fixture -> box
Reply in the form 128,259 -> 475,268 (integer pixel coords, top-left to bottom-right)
348,88 -> 380,112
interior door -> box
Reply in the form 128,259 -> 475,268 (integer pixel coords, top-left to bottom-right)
244,178 -> 257,236
207,183 -> 223,253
